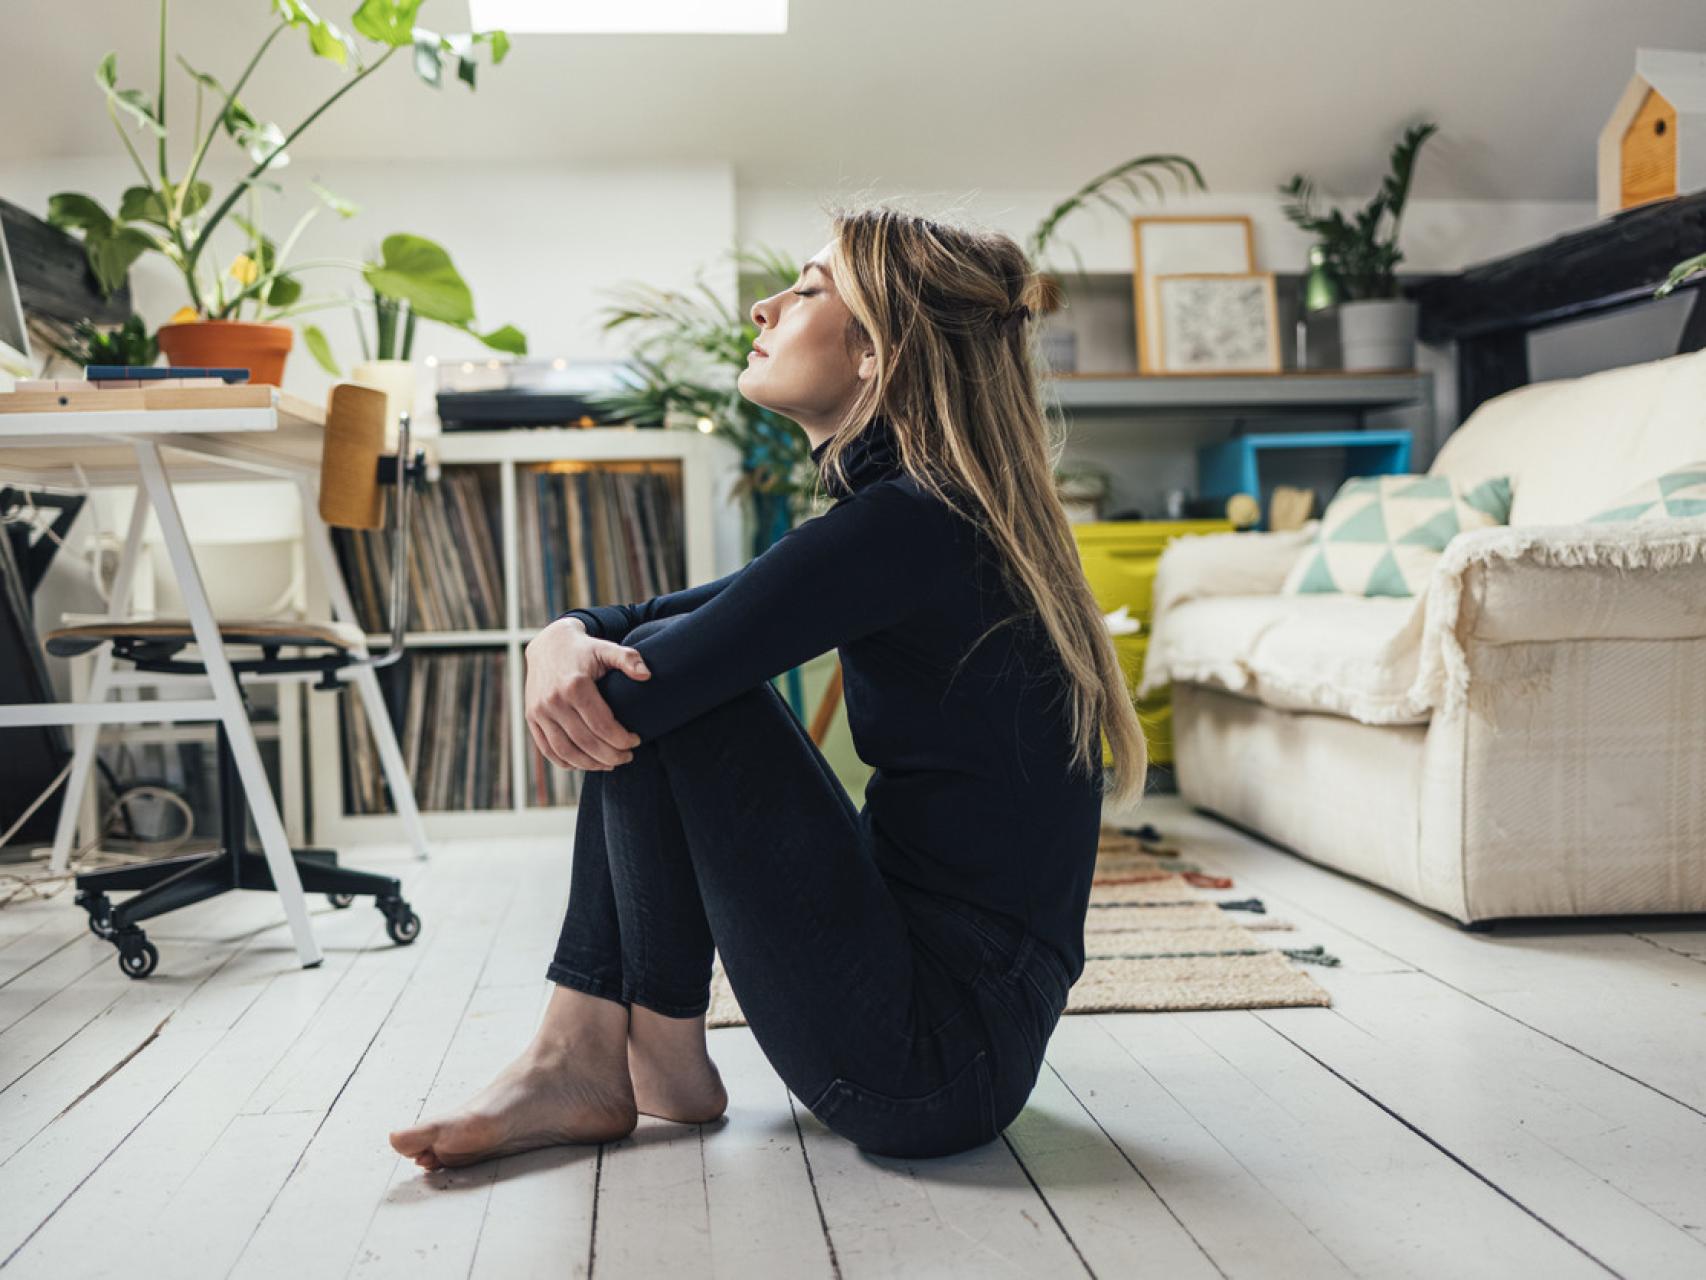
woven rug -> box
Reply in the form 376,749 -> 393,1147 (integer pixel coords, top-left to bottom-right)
702,821 -> 1335,1028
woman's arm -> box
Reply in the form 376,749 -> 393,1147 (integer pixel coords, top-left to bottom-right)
585,481 -> 957,743
557,566 -> 746,643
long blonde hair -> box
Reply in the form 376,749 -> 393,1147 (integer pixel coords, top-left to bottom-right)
813,204 -> 1146,807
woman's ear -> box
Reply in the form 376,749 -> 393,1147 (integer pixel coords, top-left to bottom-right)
856,345 -> 877,381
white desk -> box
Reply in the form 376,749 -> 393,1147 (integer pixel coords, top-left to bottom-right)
0,390 -> 430,968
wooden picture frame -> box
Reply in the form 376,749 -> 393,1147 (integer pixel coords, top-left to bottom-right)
1131,215 -> 1255,374
1152,272 -> 1281,375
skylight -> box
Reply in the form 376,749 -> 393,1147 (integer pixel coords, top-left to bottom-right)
466,1 -> 788,34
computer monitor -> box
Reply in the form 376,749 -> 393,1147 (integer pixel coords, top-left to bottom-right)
0,216 -> 34,376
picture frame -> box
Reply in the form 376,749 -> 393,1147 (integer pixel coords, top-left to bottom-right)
1131,215 -> 1255,374
1152,271 -> 1281,375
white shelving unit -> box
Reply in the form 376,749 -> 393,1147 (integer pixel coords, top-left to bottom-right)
305,425 -> 743,844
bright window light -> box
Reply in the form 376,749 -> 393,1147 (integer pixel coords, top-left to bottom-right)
467,0 -> 787,34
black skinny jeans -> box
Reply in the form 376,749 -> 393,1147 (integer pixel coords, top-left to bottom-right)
546,615 -> 1076,1159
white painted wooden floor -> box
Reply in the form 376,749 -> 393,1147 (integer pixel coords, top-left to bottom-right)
2,795 -> 1704,1280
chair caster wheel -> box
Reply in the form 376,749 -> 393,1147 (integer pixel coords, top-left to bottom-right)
327,892 -> 356,909
114,928 -> 159,979
76,889 -> 114,938
377,896 -> 420,945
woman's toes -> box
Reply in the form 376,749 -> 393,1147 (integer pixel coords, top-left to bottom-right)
389,1123 -> 438,1158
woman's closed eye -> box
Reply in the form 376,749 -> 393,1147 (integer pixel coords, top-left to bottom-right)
791,287 -> 818,297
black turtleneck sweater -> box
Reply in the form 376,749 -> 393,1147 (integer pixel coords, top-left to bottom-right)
557,417 -> 1104,983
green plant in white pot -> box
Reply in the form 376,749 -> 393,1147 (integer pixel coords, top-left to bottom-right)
1279,121 -> 1438,371
303,232 -> 527,440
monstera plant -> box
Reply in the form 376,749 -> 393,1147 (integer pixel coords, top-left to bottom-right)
45,0 -> 512,384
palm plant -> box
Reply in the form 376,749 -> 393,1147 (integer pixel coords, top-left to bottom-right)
1027,154 -> 1206,309
1279,122 -> 1439,301
587,246 -> 811,546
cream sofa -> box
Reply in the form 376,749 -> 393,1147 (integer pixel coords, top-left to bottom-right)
1140,348 -> 1706,925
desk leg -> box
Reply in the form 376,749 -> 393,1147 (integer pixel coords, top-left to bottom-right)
295,476 -> 431,862
48,486 -> 151,875
135,443 -> 322,968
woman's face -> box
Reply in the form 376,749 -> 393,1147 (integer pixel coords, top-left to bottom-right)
738,240 -> 875,442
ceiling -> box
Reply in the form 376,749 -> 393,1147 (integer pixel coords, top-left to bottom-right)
5,0 -> 1703,199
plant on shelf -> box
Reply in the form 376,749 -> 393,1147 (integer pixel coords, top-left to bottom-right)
1279,120 -> 1438,370
52,315 -> 160,368
587,246 -> 811,556
1026,154 -> 1207,314
44,0 -> 511,385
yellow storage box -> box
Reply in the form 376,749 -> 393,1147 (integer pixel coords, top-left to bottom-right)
1071,519 -> 1233,767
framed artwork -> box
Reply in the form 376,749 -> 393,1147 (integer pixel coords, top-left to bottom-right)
1131,215 -> 1255,373
1152,272 -> 1281,374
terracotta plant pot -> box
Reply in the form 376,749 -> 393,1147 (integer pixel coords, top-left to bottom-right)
156,319 -> 294,386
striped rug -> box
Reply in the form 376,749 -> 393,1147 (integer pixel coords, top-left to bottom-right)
702,822 -> 1333,1029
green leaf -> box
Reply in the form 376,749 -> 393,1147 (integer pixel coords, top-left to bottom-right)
95,55 -> 165,138
231,213 -> 279,273
272,1 -> 355,63
363,233 -> 474,324
412,29 -> 443,86
267,274 -> 303,307
352,0 -> 426,46
47,193 -> 113,235
476,323 -> 527,355
1656,252 -> 1706,298
88,226 -> 156,296
309,180 -> 359,218
302,324 -> 342,376
474,29 -> 511,64
177,57 -> 260,136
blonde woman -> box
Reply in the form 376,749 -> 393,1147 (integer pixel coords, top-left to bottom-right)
390,206 -> 1146,1168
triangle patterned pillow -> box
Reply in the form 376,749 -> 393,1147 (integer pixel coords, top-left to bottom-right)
1281,473 -> 1514,598
1584,461 -> 1706,524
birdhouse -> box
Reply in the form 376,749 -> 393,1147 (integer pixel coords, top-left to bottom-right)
1598,48 -> 1706,217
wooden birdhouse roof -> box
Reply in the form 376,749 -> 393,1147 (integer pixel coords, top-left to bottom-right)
1599,47 -> 1706,216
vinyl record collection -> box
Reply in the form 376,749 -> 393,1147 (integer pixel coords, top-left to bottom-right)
517,461 -> 688,628
339,649 -> 510,813
332,469 -> 504,633
333,457 -> 690,813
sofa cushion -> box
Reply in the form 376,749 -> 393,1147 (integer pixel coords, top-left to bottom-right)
1141,592 -> 1431,724
1585,460 -> 1706,523
1280,473 -> 1512,598
1430,347 -> 1706,526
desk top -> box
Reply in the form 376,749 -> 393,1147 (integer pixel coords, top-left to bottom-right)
0,390 -> 328,487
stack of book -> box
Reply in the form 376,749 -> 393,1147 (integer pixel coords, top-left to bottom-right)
0,366 -> 270,413
516,461 -> 688,628
332,469 -> 503,633
340,649 -> 511,813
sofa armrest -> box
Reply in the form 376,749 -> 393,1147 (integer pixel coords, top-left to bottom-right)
1150,524 -> 1318,618
1417,520 -> 1706,716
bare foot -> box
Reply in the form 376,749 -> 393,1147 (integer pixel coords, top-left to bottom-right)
389,1043 -> 638,1171
628,1040 -> 729,1124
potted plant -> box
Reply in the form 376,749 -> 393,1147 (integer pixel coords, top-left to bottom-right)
45,0 -> 510,385
1279,121 -> 1438,371
51,315 -> 160,368
302,232 -> 527,435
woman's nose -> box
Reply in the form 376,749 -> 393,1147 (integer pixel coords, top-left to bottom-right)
750,296 -> 770,329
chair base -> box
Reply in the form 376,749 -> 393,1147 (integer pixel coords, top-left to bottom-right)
71,712 -> 421,979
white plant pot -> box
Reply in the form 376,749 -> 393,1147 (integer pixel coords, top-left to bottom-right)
1338,298 -> 1418,372
349,358 -> 423,448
